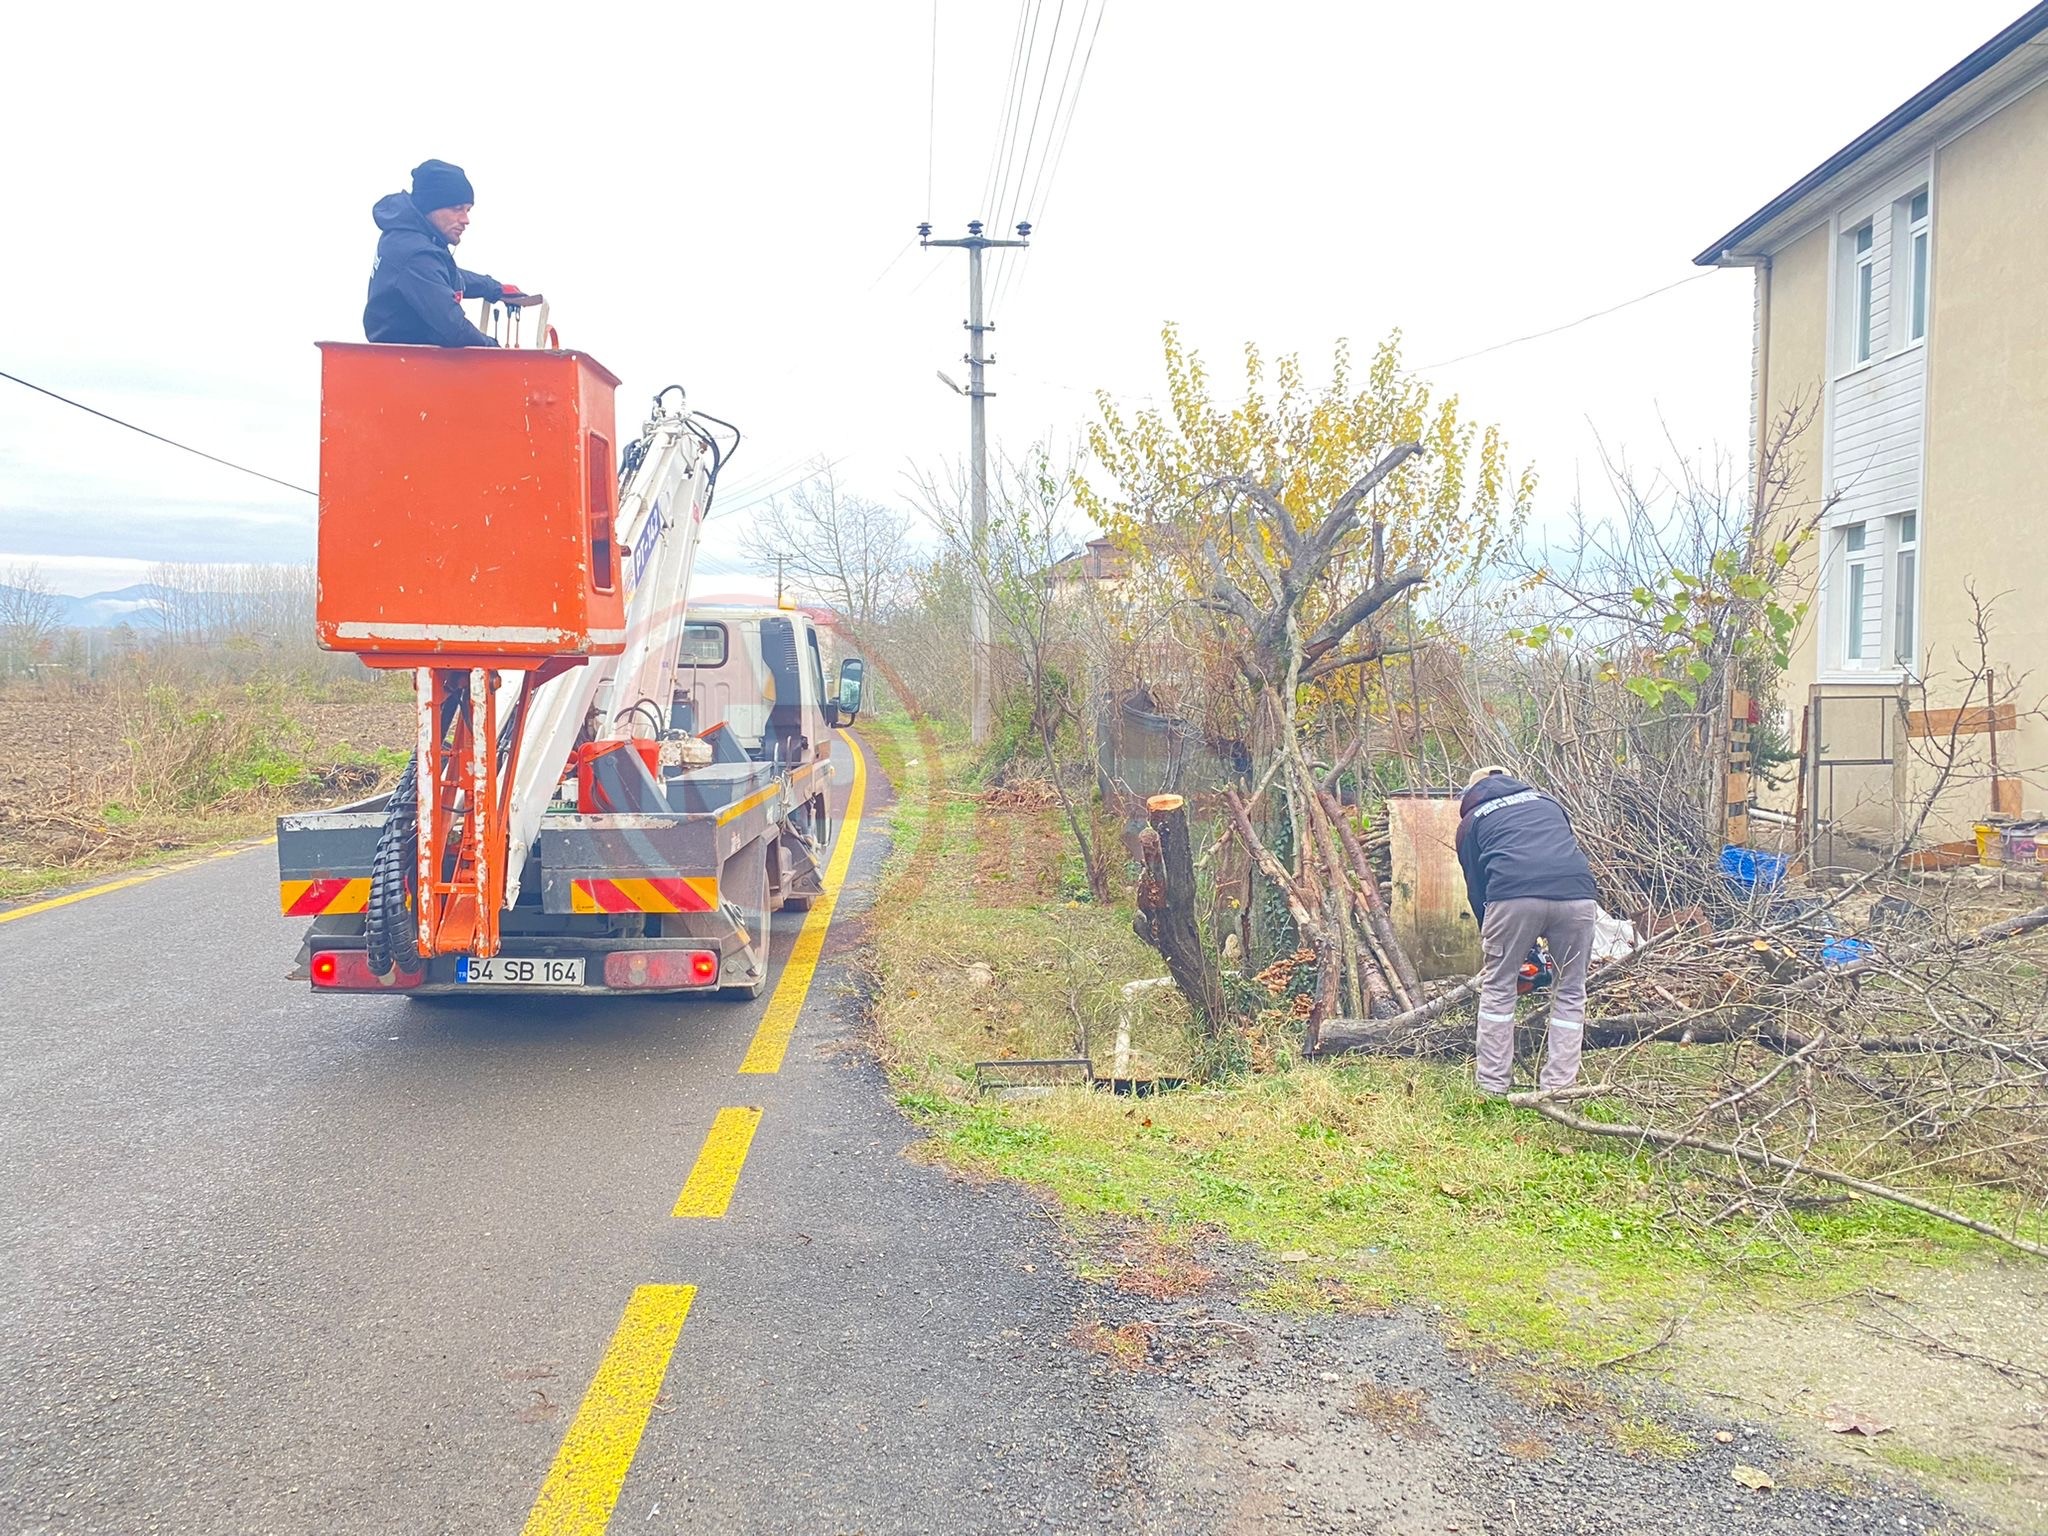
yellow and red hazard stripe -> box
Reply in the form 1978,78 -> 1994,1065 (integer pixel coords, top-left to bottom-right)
280,877 -> 371,916
569,876 -> 718,914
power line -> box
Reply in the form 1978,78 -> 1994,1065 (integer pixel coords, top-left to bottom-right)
997,0 -> 1105,314
992,0 -> 1065,244
994,0 -> 1092,308
712,451 -> 816,505
0,367 -> 316,498
979,3 -> 1034,221
861,237 -> 918,295
708,454 -> 852,522
984,0 -> 1064,308
986,0 -> 1047,232
1009,265 -> 1718,408
925,0 -> 940,221
1414,272 -> 1716,372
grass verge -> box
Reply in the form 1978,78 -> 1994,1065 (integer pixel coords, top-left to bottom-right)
858,709 -> 1993,1370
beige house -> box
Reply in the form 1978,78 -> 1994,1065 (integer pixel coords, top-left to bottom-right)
1697,4 -> 2048,851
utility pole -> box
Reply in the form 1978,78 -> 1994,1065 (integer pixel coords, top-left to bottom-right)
774,553 -> 786,607
921,218 -> 1031,746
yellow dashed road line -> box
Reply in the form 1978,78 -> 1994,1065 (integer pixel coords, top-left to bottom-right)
671,1107 -> 764,1218
527,729 -> 870,1530
520,1284 -> 697,1536
738,728 -> 868,1075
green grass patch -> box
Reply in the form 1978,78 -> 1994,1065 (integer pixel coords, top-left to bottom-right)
1612,1416 -> 1696,1460
903,1069 -> 1978,1363
1873,1442 -> 2018,1486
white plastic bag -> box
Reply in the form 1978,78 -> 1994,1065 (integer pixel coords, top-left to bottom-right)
1591,906 -> 1639,965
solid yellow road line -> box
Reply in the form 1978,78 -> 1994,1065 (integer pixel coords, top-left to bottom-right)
0,838 -> 274,926
738,729 -> 868,1075
520,1283 -> 696,1536
672,1106 -> 764,1218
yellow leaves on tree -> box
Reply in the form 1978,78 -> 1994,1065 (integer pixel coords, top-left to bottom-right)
1078,325 -> 1534,689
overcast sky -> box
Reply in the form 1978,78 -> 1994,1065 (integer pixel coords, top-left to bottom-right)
0,0 -> 2023,596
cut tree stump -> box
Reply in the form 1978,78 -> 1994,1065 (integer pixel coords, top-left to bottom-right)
1134,794 -> 1229,1037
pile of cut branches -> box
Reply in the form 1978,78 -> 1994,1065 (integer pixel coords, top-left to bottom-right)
1324,876 -> 2048,1258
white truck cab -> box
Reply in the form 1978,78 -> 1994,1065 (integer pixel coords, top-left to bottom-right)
669,604 -> 865,763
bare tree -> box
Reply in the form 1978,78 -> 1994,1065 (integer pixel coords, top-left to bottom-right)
146,562 -> 317,651
915,446 -> 1114,903
736,462 -> 912,623
1497,398 -> 1829,835
0,561 -> 64,677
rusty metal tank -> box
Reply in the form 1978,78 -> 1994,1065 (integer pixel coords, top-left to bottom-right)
1386,790 -> 1482,980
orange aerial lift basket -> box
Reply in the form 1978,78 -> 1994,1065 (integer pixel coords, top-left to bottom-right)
314,342 -> 627,961
315,342 -> 626,665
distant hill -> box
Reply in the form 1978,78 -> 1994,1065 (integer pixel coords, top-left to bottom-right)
63,584 -> 172,629
0,583 -> 169,631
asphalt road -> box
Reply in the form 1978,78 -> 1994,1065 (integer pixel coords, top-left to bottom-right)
0,734 -> 1973,1536
0,735 -> 1179,1536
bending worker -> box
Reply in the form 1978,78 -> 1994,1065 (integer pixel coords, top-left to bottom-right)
1455,766 -> 1600,1096
363,159 -> 542,347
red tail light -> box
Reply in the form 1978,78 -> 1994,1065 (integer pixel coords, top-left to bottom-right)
310,951 -> 422,990
604,950 -> 720,989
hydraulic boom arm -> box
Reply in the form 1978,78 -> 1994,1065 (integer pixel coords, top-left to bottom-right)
497,393 -> 718,911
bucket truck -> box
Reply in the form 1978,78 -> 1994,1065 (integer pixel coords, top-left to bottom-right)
273,328 -> 865,998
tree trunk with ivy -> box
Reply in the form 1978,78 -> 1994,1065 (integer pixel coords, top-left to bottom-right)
1081,330 -> 1534,1043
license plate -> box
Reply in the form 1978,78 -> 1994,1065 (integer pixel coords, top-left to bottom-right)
457,956 -> 585,987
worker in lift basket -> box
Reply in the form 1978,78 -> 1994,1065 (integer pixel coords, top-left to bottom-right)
362,159 -> 543,348
1454,766 -> 1601,1097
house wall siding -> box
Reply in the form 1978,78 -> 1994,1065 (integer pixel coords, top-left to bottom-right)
1756,221 -> 1831,814
1910,75 -> 2048,825
1830,350 -> 1924,523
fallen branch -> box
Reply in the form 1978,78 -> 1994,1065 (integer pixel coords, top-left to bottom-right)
1525,1097 -> 2048,1260
1592,1313 -> 1685,1372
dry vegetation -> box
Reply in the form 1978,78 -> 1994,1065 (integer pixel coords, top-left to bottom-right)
0,661 -> 411,901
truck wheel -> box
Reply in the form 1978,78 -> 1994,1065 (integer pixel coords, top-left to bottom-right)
718,969 -> 767,1002
720,877 -> 771,1000
781,792 -> 831,912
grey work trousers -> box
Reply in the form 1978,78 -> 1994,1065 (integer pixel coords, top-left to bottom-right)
1475,896 -> 1598,1094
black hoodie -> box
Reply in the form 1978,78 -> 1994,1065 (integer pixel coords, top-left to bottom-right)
1453,774 -> 1598,925
363,193 -> 508,347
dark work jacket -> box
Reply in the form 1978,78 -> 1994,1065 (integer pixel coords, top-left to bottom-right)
363,193 -> 507,347
1453,775 -> 1598,925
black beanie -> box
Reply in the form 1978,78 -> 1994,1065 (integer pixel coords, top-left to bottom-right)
409,159 -> 476,214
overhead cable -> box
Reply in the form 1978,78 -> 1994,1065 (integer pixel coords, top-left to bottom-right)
996,0 -> 1106,314
979,3 -> 1035,221
0,367 -> 316,498
1415,272 -> 1716,371
926,0 -> 940,221
989,0 -> 1062,245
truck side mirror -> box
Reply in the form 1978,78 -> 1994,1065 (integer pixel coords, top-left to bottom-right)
835,657 -> 865,724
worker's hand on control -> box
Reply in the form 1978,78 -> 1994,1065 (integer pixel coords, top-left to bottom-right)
502,291 -> 545,308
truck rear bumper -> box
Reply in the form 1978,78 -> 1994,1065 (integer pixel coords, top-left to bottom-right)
302,934 -> 753,997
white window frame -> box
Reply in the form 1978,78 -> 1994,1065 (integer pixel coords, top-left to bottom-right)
1904,189 -> 1930,344
1842,522 -> 1879,666
1893,511 -> 1919,672
1821,516 -> 1921,679
1849,221 -> 1876,367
